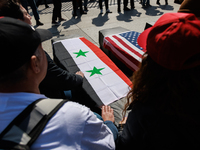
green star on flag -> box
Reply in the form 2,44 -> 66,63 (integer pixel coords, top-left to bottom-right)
73,49 -> 89,58
86,67 -> 105,77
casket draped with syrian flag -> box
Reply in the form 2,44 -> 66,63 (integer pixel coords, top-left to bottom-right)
52,37 -> 131,107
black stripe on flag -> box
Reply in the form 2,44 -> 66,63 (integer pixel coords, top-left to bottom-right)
52,41 -> 103,114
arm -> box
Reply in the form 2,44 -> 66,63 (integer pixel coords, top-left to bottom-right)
40,51 -> 84,91
81,108 -> 116,150
101,105 -> 118,141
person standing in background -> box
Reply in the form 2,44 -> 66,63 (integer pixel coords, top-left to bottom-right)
99,0 -> 112,14
72,0 -> 87,17
52,0 -> 66,25
117,0 -> 134,12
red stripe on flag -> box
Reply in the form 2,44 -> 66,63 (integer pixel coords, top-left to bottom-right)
80,37 -> 132,87
112,35 -> 143,58
104,37 -> 140,71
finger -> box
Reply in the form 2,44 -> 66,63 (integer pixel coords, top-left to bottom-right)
102,105 -> 106,113
105,105 -> 110,112
107,106 -> 111,112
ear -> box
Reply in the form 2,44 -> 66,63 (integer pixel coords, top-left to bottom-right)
30,55 -> 40,74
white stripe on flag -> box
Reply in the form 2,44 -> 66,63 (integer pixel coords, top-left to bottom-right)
60,38 -> 130,105
115,34 -> 144,56
108,36 -> 142,62
103,38 -> 139,71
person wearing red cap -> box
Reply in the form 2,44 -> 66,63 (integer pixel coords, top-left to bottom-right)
116,12 -> 200,149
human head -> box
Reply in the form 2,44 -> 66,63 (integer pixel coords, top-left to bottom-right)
0,0 -> 31,24
178,0 -> 200,20
0,17 -> 52,85
20,4 -> 32,25
137,12 -> 200,71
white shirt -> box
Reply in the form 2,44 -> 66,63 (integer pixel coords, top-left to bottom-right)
0,92 -> 115,150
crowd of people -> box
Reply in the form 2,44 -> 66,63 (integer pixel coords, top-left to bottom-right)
10,0 -> 183,26
0,0 -> 200,149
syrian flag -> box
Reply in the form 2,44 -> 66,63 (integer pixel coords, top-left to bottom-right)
53,37 -> 131,106
103,31 -> 146,71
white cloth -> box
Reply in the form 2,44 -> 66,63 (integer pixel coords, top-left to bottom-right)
0,92 -> 115,150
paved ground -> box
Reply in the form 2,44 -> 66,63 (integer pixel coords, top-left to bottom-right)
30,0 -> 181,59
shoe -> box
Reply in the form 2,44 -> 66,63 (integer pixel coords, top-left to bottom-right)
165,2 -> 168,5
131,6 -> 135,9
45,5 -> 50,8
118,8 -> 121,13
80,10 -> 87,14
59,18 -> 66,22
36,20 -> 43,26
100,9 -> 103,14
84,6 -> 88,11
52,21 -> 60,25
124,7 -> 130,11
73,12 -> 77,17
106,9 -> 112,13
146,4 -> 152,7
142,5 -> 147,8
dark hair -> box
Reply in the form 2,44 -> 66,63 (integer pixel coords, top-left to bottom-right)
0,0 -> 23,20
124,54 -> 200,122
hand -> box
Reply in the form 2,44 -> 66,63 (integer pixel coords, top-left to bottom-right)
76,71 -> 84,78
101,105 -> 115,123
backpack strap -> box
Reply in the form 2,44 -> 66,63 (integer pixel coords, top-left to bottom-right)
0,98 -> 67,150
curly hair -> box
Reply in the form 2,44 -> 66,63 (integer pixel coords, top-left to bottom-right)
123,54 -> 200,122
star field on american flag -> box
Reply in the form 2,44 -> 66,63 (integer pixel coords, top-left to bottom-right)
119,31 -> 143,50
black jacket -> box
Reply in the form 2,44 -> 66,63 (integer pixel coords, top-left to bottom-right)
116,102 -> 200,149
39,52 -> 83,98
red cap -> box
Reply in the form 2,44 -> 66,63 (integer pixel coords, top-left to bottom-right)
137,13 -> 200,70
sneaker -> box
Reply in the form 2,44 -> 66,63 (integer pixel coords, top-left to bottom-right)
124,7 -> 130,11
59,18 -> 66,22
73,12 -> 77,17
36,20 -> 43,26
131,5 -> 135,9
106,9 -> 112,13
52,21 -> 60,25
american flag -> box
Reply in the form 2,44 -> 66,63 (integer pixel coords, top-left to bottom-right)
103,31 -> 146,71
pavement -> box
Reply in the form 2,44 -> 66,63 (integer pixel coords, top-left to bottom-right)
30,0 -> 181,59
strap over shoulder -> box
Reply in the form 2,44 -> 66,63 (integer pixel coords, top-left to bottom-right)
0,98 -> 67,150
